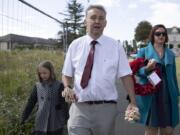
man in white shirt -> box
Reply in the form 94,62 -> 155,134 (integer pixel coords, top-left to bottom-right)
62,4 -> 137,135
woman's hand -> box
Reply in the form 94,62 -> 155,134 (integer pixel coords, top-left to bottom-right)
145,59 -> 157,72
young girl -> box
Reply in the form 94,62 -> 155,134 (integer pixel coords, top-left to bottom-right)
21,60 -> 69,135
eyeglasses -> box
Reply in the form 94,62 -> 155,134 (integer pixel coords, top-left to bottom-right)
154,32 -> 166,37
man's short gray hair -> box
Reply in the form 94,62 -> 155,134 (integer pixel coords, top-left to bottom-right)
85,5 -> 106,16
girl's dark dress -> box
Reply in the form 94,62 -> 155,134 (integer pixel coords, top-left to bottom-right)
21,80 -> 69,135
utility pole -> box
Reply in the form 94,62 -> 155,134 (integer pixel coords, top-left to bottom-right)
58,12 -> 70,54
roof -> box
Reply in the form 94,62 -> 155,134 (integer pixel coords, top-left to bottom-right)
167,26 -> 180,34
0,34 -> 57,45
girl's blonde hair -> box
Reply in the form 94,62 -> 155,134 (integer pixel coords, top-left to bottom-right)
37,60 -> 56,82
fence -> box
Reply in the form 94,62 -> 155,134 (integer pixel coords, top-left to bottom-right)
0,0 -> 61,39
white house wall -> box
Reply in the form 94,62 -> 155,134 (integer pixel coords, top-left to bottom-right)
169,34 -> 180,41
0,42 -> 8,50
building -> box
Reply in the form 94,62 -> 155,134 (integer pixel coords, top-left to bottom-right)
167,26 -> 180,56
0,34 -> 58,50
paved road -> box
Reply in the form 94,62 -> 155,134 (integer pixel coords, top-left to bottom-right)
115,81 -> 180,135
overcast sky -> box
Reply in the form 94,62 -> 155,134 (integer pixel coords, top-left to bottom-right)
0,0 -> 180,41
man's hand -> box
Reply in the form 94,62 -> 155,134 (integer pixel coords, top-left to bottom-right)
125,103 -> 140,122
62,87 -> 77,103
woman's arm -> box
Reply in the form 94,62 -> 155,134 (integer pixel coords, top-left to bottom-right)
136,48 -> 156,77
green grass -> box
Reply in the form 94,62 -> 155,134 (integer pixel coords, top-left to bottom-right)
176,57 -> 180,87
176,57 -> 180,103
0,49 -> 65,135
0,49 -> 64,97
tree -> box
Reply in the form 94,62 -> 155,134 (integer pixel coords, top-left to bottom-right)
132,39 -> 137,53
58,0 -> 85,46
65,0 -> 84,36
178,44 -> 180,48
139,43 -> 147,48
134,20 -> 152,44
123,40 -> 133,56
169,44 -> 174,49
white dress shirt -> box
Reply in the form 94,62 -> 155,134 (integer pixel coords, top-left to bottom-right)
62,34 -> 132,102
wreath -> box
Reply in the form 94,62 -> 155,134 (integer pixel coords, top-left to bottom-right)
129,58 -> 161,96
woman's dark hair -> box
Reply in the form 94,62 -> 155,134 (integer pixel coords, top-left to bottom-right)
37,60 -> 56,82
148,24 -> 168,45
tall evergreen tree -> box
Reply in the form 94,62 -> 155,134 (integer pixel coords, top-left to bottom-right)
65,0 -> 84,35
132,39 -> 137,52
58,0 -> 85,46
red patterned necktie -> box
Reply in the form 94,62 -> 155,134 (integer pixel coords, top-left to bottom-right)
80,40 -> 98,89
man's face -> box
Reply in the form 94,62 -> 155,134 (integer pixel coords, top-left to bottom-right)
85,8 -> 107,38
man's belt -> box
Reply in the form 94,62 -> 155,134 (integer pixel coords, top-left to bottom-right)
84,100 -> 117,105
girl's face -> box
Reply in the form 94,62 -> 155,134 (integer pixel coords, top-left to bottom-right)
38,67 -> 51,81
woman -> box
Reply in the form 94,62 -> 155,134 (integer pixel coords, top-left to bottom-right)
136,24 -> 179,135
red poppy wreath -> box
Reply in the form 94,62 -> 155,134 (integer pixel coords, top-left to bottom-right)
129,58 -> 161,96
